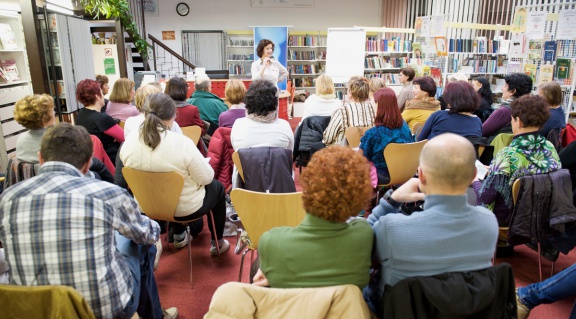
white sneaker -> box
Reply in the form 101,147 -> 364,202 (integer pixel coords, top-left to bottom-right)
153,239 -> 162,271
210,239 -> 230,256
173,232 -> 189,249
163,307 -> 179,319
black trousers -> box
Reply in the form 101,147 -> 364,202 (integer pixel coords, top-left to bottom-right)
174,179 -> 226,241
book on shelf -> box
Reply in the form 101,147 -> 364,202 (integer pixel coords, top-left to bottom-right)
288,35 -> 326,47
556,58 -> 571,80
0,23 -> 17,50
0,67 -> 12,83
0,59 -> 19,81
365,37 -> 412,52
412,43 -> 422,59
228,38 -> 253,46
543,41 -> 557,63
523,63 -> 537,83
430,67 -> 443,87
509,33 -> 524,56
434,37 -> 447,56
528,39 -> 543,60
507,61 -> 523,74
538,64 -> 554,85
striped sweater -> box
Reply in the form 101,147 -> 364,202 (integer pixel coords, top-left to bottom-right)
322,101 -> 375,146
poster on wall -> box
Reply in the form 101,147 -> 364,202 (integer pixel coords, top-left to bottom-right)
525,11 -> 547,39
420,16 -> 431,38
511,7 -> 527,33
557,9 -> 576,40
143,0 -> 159,17
162,31 -> 176,41
253,26 -> 288,91
431,15 -> 446,37
104,58 -> 116,75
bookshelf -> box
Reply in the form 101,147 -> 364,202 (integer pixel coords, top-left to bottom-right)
362,29 -> 414,90
288,32 -> 327,91
225,31 -> 254,78
0,10 -> 33,171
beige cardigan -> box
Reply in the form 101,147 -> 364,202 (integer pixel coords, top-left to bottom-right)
204,282 -> 371,319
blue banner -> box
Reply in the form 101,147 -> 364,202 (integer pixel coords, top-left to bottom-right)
254,26 -> 288,91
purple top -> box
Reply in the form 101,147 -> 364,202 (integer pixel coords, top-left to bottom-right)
482,105 -> 512,139
218,109 -> 246,128
472,180 -> 508,226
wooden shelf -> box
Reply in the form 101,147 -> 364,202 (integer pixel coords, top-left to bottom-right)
288,60 -> 326,62
288,46 -> 327,48
0,80 -> 29,88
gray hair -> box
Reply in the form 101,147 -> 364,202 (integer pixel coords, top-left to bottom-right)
195,75 -> 211,91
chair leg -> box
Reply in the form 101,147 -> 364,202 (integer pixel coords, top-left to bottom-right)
209,211 -> 220,256
165,221 -> 170,251
238,248 -> 251,282
538,242 -> 543,282
186,223 -> 193,288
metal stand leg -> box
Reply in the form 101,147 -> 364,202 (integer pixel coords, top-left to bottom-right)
209,212 -> 220,256
186,223 -> 193,288
238,248 -> 251,282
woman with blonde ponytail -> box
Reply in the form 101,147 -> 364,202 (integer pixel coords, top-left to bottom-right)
120,93 -> 229,254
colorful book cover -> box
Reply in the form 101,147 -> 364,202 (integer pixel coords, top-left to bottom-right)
538,64 -> 554,85
0,59 -> 19,81
556,58 -> 571,79
0,67 -> 11,83
524,63 -> 537,83
507,61 -> 523,74
543,41 -> 557,63
430,67 -> 443,87
509,33 -> 525,56
528,39 -> 543,60
434,37 -> 447,56
0,23 -> 17,50
412,43 -> 422,59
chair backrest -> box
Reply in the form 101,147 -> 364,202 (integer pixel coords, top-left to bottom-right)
118,121 -> 125,129
345,126 -> 371,148
230,188 -> 306,249
4,157 -> 38,190
0,285 -> 96,318
232,151 -> 244,182
490,133 -> 514,155
383,140 -> 427,186
412,122 -> 424,137
122,167 -> 184,222
181,125 -> 202,144
234,147 -> 296,193
512,178 -> 521,205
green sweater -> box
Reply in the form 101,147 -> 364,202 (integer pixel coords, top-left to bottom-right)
259,214 -> 373,289
187,90 -> 228,125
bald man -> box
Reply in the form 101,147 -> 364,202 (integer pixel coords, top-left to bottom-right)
366,133 -> 498,305
187,75 -> 228,126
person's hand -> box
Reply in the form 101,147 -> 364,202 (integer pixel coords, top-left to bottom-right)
391,178 -> 425,203
252,268 -> 269,287
263,57 -> 271,67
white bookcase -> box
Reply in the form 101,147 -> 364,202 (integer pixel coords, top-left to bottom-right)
0,10 -> 33,171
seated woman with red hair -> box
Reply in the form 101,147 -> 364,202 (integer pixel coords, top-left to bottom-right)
253,146 -> 373,289
75,79 -> 124,163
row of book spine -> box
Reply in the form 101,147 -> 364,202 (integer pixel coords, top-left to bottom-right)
227,64 -> 245,75
365,38 -> 412,52
288,64 -> 323,74
293,77 -> 315,87
448,38 -> 501,53
228,38 -> 254,46
365,73 -> 401,85
288,36 -> 327,47
364,57 -> 408,69
288,50 -> 327,60
227,54 -> 253,60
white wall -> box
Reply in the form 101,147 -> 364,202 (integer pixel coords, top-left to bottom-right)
145,0 -> 381,57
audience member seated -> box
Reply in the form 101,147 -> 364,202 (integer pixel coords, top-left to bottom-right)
359,87 -> 412,185
482,73 -> 532,142
95,74 -> 110,113
538,81 -> 566,138
516,263 -> 576,319
472,77 -> 494,122
165,76 -> 205,134
402,76 -> 440,131
207,127 -> 234,191
368,77 -> 386,104
300,74 -> 341,123
437,73 -> 468,110
322,76 -> 375,146
0,123 -> 178,319
120,93 -> 229,254
366,133 -> 498,310
105,78 -> 139,121
253,146 -> 373,289
124,84 -> 182,138
560,141 -> 576,197
75,79 -> 124,163
231,79 -> 294,151
418,81 -> 482,141
218,79 -> 247,128
397,67 -> 415,112
473,95 -> 560,226
13,94 -> 55,163
187,75 -> 228,127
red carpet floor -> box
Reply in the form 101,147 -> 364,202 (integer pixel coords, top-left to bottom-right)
154,117 -> 576,318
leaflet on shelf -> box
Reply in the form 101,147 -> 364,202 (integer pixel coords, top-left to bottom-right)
0,59 -> 19,81
0,23 -> 17,50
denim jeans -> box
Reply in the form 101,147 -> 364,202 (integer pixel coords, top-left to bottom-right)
115,232 -> 163,319
517,263 -> 576,318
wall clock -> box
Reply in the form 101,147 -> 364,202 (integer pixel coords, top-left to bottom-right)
176,3 -> 189,16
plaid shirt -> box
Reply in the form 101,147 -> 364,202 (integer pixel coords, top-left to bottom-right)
0,162 -> 160,319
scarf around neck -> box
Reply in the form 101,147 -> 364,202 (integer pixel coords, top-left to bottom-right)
479,133 -> 561,210
404,97 -> 441,111
246,110 -> 277,123
318,93 -> 336,100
